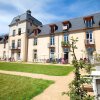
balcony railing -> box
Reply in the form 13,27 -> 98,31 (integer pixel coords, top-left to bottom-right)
85,39 -> 95,48
47,43 -> 55,48
85,39 -> 95,44
10,46 -> 21,50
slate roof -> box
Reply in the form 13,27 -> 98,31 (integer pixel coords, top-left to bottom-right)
0,34 -> 9,44
29,12 -> 100,38
9,10 -> 42,26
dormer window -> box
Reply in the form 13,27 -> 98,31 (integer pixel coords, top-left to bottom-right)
16,18 -> 20,22
84,16 -> 94,28
33,28 -> 41,36
62,21 -> 71,30
49,24 -> 58,33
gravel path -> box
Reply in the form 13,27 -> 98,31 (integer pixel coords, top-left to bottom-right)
0,70 -> 74,100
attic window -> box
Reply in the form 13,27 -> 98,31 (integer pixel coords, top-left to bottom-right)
16,18 -> 20,22
38,29 -> 41,34
33,28 -> 41,36
49,24 -> 58,33
62,21 -> 71,30
83,16 -> 94,28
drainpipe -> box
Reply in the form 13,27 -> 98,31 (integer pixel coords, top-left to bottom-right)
58,34 -> 59,59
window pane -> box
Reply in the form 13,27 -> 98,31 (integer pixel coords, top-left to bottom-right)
50,35 -> 55,45
13,30 -> 15,36
34,38 -> 37,45
64,34 -> 68,42
18,28 -> 21,35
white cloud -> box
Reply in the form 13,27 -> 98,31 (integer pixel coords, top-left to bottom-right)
0,0 -> 68,34
0,0 -> 99,34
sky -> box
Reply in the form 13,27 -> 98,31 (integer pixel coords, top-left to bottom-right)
0,0 -> 100,34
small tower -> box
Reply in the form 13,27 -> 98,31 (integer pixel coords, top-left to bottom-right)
8,10 -> 42,61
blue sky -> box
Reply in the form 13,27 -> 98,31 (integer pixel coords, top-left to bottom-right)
0,0 -> 100,34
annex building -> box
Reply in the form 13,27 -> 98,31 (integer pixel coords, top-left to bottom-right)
0,10 -> 100,63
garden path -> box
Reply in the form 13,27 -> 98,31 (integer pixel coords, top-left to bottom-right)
0,70 -> 74,100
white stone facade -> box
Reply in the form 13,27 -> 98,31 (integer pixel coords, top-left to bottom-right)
0,11 -> 100,63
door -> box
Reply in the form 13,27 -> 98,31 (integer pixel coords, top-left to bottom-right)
17,52 -> 20,60
63,48 -> 69,63
50,48 -> 55,59
64,52 -> 68,60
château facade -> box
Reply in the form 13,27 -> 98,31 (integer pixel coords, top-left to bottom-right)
0,10 -> 100,63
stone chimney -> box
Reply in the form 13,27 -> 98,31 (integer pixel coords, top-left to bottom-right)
26,10 -> 31,15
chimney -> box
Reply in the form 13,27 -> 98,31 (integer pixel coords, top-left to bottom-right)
26,10 -> 31,15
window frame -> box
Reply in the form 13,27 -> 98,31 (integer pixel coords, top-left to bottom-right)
12,40 -> 15,48
50,35 -> 55,45
18,28 -> 21,35
17,39 -> 21,47
64,33 -> 69,43
12,30 -> 16,36
33,38 -> 37,45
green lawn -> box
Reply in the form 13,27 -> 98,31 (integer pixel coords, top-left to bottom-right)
0,73 -> 54,100
0,62 -> 74,76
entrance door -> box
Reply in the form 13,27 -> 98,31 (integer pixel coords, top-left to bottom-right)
64,52 -> 68,60
11,52 -> 14,58
50,48 -> 55,59
17,52 -> 20,60
63,48 -> 69,63
33,50 -> 37,62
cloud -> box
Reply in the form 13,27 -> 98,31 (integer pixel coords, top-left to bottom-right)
0,0 -> 100,34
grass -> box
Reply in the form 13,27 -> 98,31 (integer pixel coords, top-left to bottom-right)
0,62 -> 74,76
0,73 -> 54,100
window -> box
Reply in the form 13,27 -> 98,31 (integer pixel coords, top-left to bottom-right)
85,20 -> 93,28
64,34 -> 68,42
86,30 -> 93,43
30,22 -> 32,26
13,30 -> 16,36
11,52 -> 14,58
18,28 -> 21,35
17,52 -> 20,60
62,21 -> 71,30
63,48 -> 69,52
50,24 -> 58,33
33,50 -> 37,59
3,51 -> 6,58
50,35 -> 55,45
12,40 -> 15,48
17,39 -> 21,47
33,38 -> 37,45
27,29 -> 30,33
4,41 -> 6,48
50,48 -> 55,59
84,16 -> 94,28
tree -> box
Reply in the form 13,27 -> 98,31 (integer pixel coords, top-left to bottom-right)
63,37 -> 94,100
